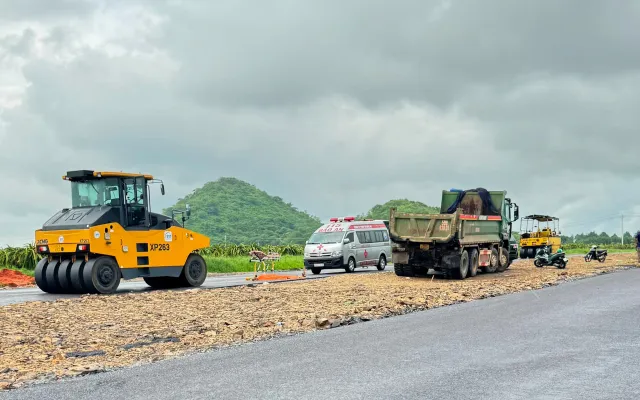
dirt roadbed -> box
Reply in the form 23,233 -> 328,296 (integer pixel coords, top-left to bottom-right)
0,254 -> 637,390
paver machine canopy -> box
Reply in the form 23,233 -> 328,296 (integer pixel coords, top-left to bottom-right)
518,214 -> 562,258
34,170 -> 210,294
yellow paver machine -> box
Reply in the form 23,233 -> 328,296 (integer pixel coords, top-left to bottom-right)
518,214 -> 562,258
34,170 -> 210,294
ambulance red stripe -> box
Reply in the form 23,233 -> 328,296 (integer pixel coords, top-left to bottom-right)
348,224 -> 387,230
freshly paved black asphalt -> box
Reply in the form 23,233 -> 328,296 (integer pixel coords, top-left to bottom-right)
2,266 -> 639,399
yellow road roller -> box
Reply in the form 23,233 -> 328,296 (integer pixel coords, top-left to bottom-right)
34,170 -> 210,294
518,214 -> 562,258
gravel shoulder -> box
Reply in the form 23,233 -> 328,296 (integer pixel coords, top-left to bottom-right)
0,253 -> 637,391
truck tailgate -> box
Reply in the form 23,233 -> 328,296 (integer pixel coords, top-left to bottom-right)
389,208 -> 457,243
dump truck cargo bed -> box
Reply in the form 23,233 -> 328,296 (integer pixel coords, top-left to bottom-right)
389,189 -> 519,280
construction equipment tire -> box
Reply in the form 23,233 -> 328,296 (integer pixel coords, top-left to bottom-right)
69,259 -> 88,293
44,260 -> 62,293
402,264 -> 416,277
82,257 -> 121,294
34,258 -> 50,293
468,249 -> 479,277
56,259 -> 74,293
453,250 -> 469,280
394,263 -> 405,276
179,253 -> 207,287
496,247 -> 510,272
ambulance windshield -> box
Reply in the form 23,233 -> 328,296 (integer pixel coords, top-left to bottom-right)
307,231 -> 345,244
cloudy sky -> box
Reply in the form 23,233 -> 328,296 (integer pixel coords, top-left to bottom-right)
1,0 -> 639,246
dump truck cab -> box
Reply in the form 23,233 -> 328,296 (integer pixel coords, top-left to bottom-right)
34,170 -> 210,294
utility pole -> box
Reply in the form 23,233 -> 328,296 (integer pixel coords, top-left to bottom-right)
621,214 -> 624,245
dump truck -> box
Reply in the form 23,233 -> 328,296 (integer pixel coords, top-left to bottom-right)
518,215 -> 562,258
33,170 -> 210,294
389,188 -> 519,279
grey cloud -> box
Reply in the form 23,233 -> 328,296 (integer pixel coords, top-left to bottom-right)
0,28 -> 37,59
0,0 -> 94,22
149,0 -> 640,108
1,0 -> 640,246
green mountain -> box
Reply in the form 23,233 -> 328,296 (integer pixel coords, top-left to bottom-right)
360,199 -> 440,220
163,177 -> 322,245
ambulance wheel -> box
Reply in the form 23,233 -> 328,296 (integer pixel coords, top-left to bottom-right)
345,257 -> 356,273
311,267 -> 322,275
377,255 -> 387,271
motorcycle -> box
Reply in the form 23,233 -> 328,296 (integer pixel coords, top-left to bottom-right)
584,245 -> 607,263
534,246 -> 568,269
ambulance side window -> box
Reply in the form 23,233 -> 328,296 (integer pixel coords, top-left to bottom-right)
346,232 -> 355,243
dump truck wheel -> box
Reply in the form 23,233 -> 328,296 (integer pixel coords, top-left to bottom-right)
453,250 -> 469,279
180,254 -> 207,287
496,247 -> 510,272
484,248 -> 499,273
311,267 -> 322,274
394,263 -> 405,276
402,264 -> 416,277
34,258 -> 50,293
82,257 -> 121,294
468,249 -> 478,277
56,259 -> 74,293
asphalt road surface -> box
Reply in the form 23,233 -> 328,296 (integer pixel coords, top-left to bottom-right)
0,266 -> 387,306
3,266 -> 640,399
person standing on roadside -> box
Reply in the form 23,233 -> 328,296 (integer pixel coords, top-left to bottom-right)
635,231 -> 640,262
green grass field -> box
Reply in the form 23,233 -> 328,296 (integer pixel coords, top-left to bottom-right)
562,248 -> 634,255
202,255 -> 305,274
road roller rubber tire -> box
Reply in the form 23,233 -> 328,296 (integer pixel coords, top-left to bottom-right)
179,253 -> 207,287
69,259 -> 87,293
34,258 -> 50,293
82,257 -> 121,294
56,259 -> 74,293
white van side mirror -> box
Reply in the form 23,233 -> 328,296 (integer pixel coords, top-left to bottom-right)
305,240 -> 308,244
343,238 -> 350,244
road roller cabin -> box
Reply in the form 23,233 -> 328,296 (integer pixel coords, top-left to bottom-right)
34,170 -> 210,294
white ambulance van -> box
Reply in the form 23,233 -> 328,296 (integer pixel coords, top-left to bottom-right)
303,216 -> 392,274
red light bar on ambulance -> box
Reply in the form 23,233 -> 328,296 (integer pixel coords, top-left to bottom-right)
343,216 -> 355,222
329,217 -> 339,222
